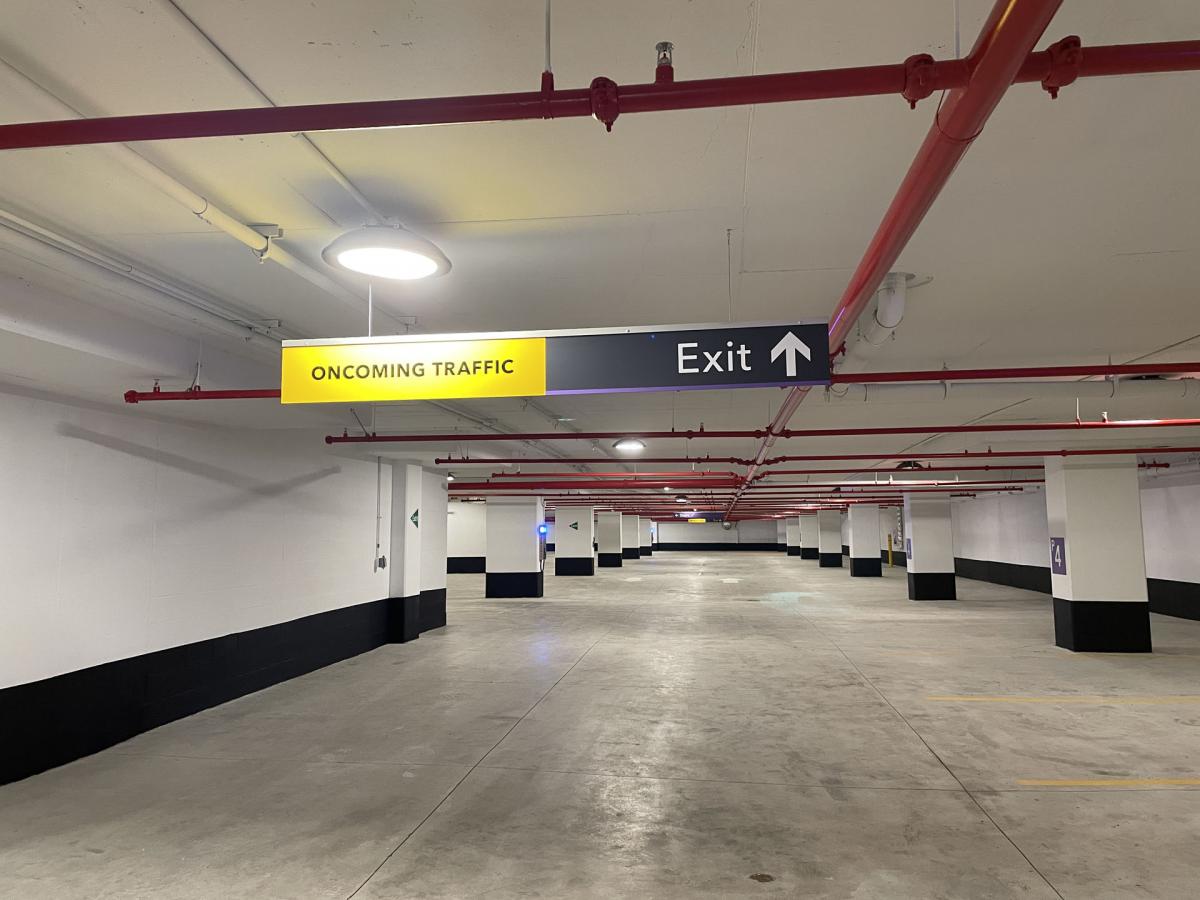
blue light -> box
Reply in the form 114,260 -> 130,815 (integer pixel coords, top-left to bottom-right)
537,524 -> 548,536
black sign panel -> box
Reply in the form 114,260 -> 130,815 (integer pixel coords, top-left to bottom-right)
545,323 -> 829,395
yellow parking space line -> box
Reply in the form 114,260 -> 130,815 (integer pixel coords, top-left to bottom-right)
925,695 -> 1200,704
1018,778 -> 1200,787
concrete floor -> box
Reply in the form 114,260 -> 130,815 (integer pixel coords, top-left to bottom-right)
4,553 -> 1200,899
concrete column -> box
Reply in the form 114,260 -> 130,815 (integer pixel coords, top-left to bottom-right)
621,514 -> 641,560
447,500 -> 486,573
798,514 -> 819,560
596,511 -> 624,567
554,506 -> 595,576
1045,456 -> 1151,652
817,509 -> 843,567
776,518 -> 788,551
639,517 -> 654,556
387,463 -> 423,642
785,516 -> 802,556
904,495 -> 956,600
485,497 -> 545,597
418,470 -> 448,631
848,504 -> 882,577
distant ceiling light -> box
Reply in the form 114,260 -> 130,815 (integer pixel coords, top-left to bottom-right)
613,438 -> 646,453
662,486 -> 671,491
322,225 -> 451,280
675,494 -> 688,503
446,472 -> 456,481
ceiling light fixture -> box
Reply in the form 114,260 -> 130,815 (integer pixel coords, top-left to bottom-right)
613,438 -> 646,453
675,494 -> 688,503
322,225 -> 451,280
446,472 -> 455,482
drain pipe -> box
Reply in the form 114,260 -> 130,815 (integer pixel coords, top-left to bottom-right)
841,272 -> 912,369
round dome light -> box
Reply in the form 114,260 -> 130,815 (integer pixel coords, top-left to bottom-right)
613,438 -> 646,453
322,225 -> 451,280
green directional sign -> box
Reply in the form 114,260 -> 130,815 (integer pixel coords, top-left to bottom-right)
569,521 -> 579,530
410,509 -> 419,528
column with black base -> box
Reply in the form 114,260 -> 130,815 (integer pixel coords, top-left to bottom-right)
817,509 -> 843,567
554,506 -> 595,576
639,517 -> 654,557
1045,455 -> 1151,652
485,497 -> 545,597
447,500 -> 486,573
785,516 -> 802,556
904,495 -> 956,600
848,504 -> 882,576
776,518 -> 788,551
417,470 -> 448,631
799,514 -> 819,560
597,511 -> 624,567
621,514 -> 641,560
387,463 -> 424,642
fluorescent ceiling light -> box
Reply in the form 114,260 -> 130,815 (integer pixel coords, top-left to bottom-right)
322,225 -> 451,280
613,438 -> 646,453
446,472 -> 455,481
675,494 -> 688,503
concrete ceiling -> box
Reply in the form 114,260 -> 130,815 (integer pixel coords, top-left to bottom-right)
1,0 -> 1198,472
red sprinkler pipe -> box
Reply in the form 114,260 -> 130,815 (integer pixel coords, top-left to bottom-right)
7,38 -> 1197,151
332,418 -> 1200,445
436,456 -> 753,465
125,387 -> 280,403
763,447 -> 1200,464
828,361 -> 1200,384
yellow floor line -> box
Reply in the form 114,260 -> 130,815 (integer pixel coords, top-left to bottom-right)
926,695 -> 1200,704
1018,778 -> 1200,787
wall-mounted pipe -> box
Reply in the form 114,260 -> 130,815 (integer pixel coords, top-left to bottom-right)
2,37 -> 1196,150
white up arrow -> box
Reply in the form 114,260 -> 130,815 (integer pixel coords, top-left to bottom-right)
769,331 -> 811,377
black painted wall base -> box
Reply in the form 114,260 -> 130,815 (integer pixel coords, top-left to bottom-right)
641,547 -> 653,557
419,588 -> 447,632
386,595 -> 421,643
485,570 -> 545,598
545,542 -> 555,552
842,544 -> 850,556
622,547 -> 641,560
955,557 -> 1050,594
786,546 -> 803,556
447,556 -> 485,574
598,552 -> 623,567
800,548 -> 819,560
1148,578 -> 1200,621
650,542 -> 781,551
819,553 -> 843,568
1053,597 -> 1152,652
907,572 -> 957,601
555,557 -> 595,576
1,597 -> 396,786
882,549 -> 907,566
850,557 -> 882,577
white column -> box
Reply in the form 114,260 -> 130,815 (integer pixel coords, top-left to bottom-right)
387,463 -> 424,641
639,517 -> 654,556
903,495 -> 955,600
817,509 -> 843,568
554,506 -> 596,576
485,497 -> 545,597
596,511 -> 624,567
848,504 -> 882,577
447,500 -> 486,573
785,516 -> 802,556
776,518 -> 787,551
621,514 -> 641,560
1045,456 -> 1151,652
418,470 -> 448,630
798,513 -> 819,560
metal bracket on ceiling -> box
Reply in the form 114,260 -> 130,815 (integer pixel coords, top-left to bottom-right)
1041,35 -> 1082,99
901,54 -> 937,109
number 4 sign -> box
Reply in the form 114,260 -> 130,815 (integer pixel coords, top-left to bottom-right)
1049,537 -> 1067,575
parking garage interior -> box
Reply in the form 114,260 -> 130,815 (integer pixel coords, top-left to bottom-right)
2,2 -> 1200,898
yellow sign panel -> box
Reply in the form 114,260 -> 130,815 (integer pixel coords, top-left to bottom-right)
281,337 -> 546,404
687,518 -> 707,523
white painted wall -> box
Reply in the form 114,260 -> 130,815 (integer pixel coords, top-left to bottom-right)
447,501 -> 486,558
952,491 -> 1049,567
389,464 -> 423,599
799,514 -> 818,549
776,519 -> 787,545
0,388 -> 390,689
655,521 -> 776,544
785,517 -> 800,549
419,471 -> 448,593
485,498 -> 544,573
848,505 -> 880,559
1141,472 -> 1200,584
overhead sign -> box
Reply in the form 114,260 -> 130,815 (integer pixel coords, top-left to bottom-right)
281,321 -> 829,404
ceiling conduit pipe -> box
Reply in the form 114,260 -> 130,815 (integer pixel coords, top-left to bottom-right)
840,271 -> 910,371
763,447 -> 1200,464
827,377 -> 1198,404
0,57 -> 370,318
730,0 -> 1063,516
